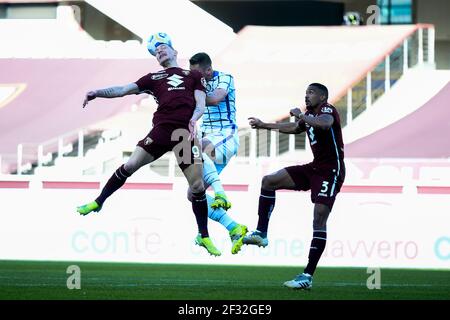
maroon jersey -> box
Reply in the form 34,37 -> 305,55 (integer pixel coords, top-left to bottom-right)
135,67 -> 206,127
300,103 -> 345,171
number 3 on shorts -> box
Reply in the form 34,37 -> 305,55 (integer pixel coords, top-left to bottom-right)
320,181 -> 329,193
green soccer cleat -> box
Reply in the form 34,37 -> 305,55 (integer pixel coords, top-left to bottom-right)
210,192 -> 232,211
77,201 -> 101,216
195,234 -> 221,256
229,224 -> 248,255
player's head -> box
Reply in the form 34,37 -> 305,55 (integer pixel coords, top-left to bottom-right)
305,83 -> 328,110
189,52 -> 213,80
155,43 -> 178,67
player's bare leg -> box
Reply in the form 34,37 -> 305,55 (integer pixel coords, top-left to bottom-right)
284,203 -> 330,290
181,156 -> 221,257
77,146 -> 154,215
243,168 -> 296,247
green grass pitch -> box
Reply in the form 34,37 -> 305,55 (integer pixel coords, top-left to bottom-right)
0,260 -> 448,300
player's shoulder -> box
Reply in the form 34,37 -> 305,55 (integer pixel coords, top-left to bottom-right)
319,103 -> 336,115
180,68 -> 207,88
215,70 -> 233,80
177,68 -> 201,78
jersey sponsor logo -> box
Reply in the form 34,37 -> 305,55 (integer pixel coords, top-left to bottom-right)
167,74 -> 184,87
151,73 -> 168,80
321,106 -> 333,114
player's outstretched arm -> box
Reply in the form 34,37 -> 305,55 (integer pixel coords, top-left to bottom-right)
302,114 -> 333,130
189,89 -> 207,140
82,83 -> 140,108
294,110 -> 334,130
248,117 -> 304,134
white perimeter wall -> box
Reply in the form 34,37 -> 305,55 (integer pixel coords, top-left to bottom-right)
0,179 -> 448,270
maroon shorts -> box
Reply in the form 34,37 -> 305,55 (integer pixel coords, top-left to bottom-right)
137,123 -> 202,171
285,162 -> 345,210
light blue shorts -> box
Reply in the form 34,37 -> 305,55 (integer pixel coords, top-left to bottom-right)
202,129 -> 239,175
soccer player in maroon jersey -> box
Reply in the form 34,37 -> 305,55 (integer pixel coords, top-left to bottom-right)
244,83 -> 345,289
76,42 -> 221,256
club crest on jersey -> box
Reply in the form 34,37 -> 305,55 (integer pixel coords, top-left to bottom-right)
144,137 -> 153,145
182,70 -> 190,76
321,106 -> 333,114
151,73 -> 169,80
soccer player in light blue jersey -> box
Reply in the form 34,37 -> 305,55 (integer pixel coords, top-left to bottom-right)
188,52 -> 247,255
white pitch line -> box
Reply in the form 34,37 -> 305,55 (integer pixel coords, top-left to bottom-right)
2,280 -> 449,289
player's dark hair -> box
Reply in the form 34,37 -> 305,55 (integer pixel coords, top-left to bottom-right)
309,83 -> 328,100
189,52 -> 212,68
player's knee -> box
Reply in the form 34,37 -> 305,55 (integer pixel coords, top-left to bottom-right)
189,179 -> 205,194
123,162 -> 138,174
313,214 -> 327,229
313,219 -> 327,230
186,188 -> 193,202
313,205 -> 330,229
261,175 -> 277,190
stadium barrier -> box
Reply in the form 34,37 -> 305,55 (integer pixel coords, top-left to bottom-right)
1,158 -> 449,269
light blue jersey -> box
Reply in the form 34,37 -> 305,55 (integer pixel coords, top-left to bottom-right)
200,70 -> 237,134
200,70 -> 239,174
198,71 -> 241,234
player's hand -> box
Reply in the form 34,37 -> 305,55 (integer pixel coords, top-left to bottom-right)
83,91 -> 97,108
188,119 -> 197,141
248,117 -> 264,129
290,107 -> 303,120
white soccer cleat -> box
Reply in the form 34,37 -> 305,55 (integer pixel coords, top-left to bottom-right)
283,273 -> 313,290
242,230 -> 268,248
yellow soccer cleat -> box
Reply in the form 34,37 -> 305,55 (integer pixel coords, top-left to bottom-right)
229,224 -> 248,254
76,201 -> 101,216
210,192 -> 232,211
195,234 -> 221,256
